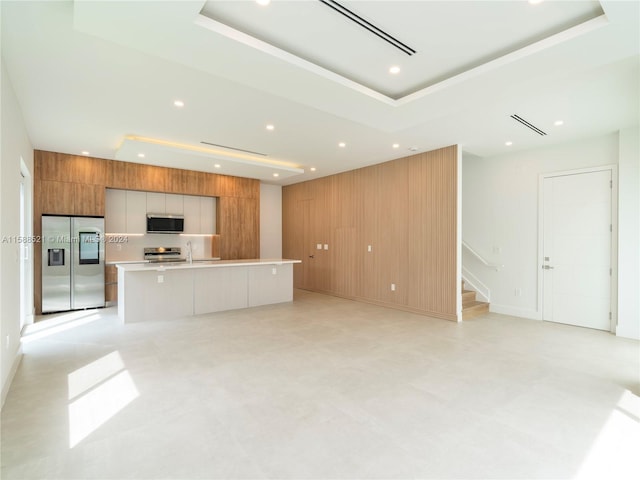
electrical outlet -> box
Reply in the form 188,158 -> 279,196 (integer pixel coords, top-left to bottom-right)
157,275 -> 164,284
514,288 -> 522,297
324,244 -> 329,250
272,267 -> 277,275
316,244 -> 322,250
367,245 -> 372,252
391,283 -> 396,291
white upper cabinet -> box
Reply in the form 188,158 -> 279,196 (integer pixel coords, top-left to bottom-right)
147,192 -> 184,215
105,189 -> 146,234
146,192 -> 165,214
183,195 -> 200,234
106,189 -> 215,235
183,195 -> 216,234
126,191 -> 147,234
105,189 -> 126,233
201,197 -> 216,234
165,194 -> 184,215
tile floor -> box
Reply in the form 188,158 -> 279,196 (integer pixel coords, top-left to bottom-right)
1,290 -> 639,479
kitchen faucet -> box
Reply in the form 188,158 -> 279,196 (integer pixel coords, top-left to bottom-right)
186,240 -> 193,264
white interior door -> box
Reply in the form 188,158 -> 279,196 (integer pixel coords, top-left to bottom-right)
542,170 -> 612,330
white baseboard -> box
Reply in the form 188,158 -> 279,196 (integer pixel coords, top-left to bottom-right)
1,347 -> 23,409
490,303 -> 541,320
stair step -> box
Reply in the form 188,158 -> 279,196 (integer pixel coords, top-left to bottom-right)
462,301 -> 489,320
462,290 -> 476,305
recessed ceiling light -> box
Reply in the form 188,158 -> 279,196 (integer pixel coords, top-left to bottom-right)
389,66 -> 401,75
266,124 -> 275,131
214,164 -> 221,168
338,142 -> 346,148
392,143 -> 400,149
273,173 -> 279,177
137,153 -> 145,158
505,141 -> 513,146
173,100 -> 184,107
310,167 -> 316,172
256,0 -> 271,5
81,151 -> 90,155
554,120 -> 564,126
528,0 -> 544,5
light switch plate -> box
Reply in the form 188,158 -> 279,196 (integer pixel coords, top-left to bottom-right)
317,244 -> 322,250
324,244 -> 329,250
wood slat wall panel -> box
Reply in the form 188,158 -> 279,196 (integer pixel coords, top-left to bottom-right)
74,184 -> 105,216
36,151 -> 105,184
40,180 -> 74,215
180,170 -> 206,195
282,145 -> 458,321
217,196 -> 259,260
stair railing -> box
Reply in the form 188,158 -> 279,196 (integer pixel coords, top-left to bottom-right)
462,241 -> 503,271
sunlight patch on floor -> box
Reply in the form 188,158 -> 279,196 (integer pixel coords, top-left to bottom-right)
575,390 -> 640,479
22,311 -> 102,344
68,351 -> 139,448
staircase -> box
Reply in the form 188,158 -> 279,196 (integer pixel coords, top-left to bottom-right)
462,282 -> 489,320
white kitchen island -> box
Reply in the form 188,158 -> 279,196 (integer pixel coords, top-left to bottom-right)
117,259 -> 300,323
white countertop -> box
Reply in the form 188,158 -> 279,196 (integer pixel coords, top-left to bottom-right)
116,258 -> 300,272
107,257 -> 221,266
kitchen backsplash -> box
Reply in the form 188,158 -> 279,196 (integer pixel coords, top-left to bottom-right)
105,233 -> 214,262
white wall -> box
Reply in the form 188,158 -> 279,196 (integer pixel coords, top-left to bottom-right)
259,183 -> 282,258
617,127 -> 640,339
462,133 -> 622,322
1,58 -> 33,406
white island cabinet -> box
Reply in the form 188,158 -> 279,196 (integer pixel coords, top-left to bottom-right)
116,259 -> 300,323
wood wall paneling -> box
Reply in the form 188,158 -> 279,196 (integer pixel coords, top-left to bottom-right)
282,145 -> 459,321
40,180 -> 74,215
74,183 -> 105,216
217,196 -> 259,259
180,169 -> 205,196
105,265 -> 118,303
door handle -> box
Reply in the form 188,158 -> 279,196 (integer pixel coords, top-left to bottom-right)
309,255 -> 314,259
542,265 -> 554,270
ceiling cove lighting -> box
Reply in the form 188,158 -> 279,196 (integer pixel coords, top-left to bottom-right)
318,0 -> 416,56
389,66 -> 401,75
173,100 -> 184,107
338,142 -> 346,148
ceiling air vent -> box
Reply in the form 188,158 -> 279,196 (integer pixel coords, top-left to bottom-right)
200,141 -> 268,156
318,0 -> 416,56
510,114 -> 547,136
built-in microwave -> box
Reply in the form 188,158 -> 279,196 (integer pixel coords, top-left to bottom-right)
146,214 -> 184,234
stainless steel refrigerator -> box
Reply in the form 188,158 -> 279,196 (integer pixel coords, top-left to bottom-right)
41,215 -> 105,313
